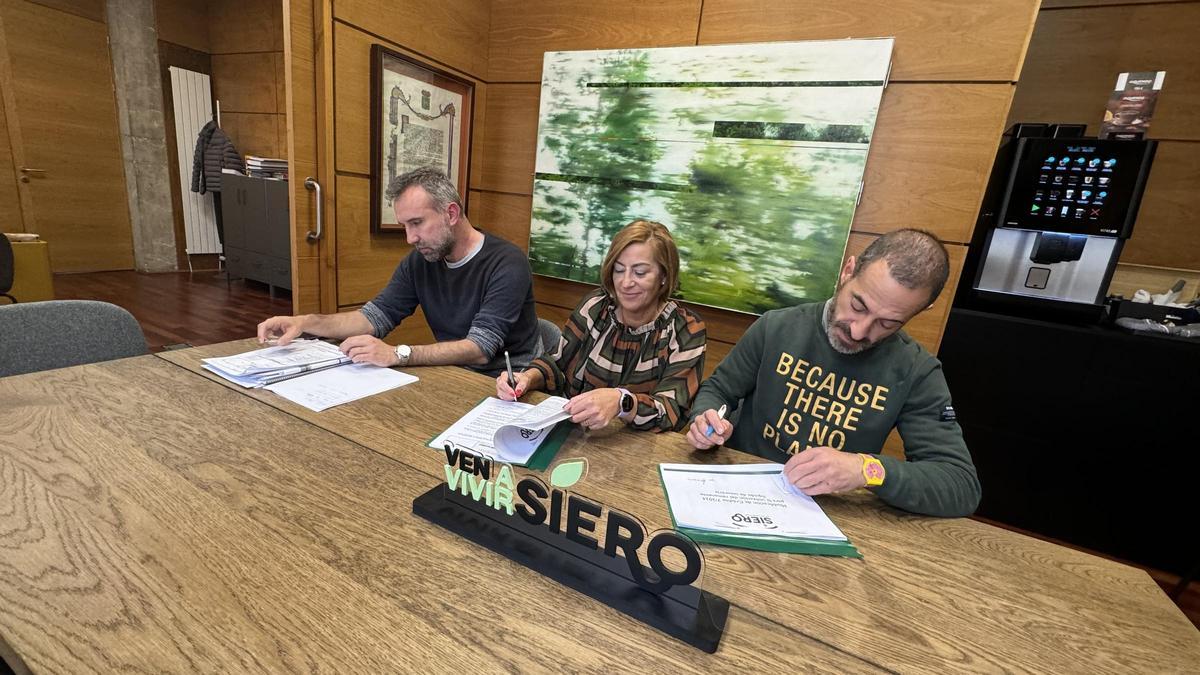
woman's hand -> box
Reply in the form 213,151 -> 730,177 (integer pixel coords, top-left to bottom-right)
495,369 -> 540,401
563,388 -> 622,430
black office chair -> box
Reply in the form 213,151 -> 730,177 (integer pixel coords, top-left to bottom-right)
0,300 -> 148,378
0,234 -> 16,304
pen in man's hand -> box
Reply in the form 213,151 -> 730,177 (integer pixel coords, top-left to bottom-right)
705,404 -> 728,437
504,350 -> 517,394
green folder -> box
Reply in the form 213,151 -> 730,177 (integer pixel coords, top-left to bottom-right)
428,397 -> 572,472
658,466 -> 862,559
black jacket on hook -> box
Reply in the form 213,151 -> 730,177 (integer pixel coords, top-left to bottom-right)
191,120 -> 245,194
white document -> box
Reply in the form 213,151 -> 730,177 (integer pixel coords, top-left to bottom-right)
429,396 -> 571,464
659,463 -> 848,541
202,339 -> 348,377
265,363 -> 418,412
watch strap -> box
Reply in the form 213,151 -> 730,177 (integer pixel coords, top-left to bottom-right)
616,387 -> 635,419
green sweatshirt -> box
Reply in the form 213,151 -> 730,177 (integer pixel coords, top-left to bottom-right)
691,301 -> 981,518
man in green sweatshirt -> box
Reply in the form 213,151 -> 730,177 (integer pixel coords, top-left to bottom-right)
687,229 -> 981,517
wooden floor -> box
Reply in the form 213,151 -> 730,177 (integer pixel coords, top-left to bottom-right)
44,270 -> 1200,630
53,270 -> 292,352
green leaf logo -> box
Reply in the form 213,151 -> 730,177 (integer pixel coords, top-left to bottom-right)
549,459 -> 587,489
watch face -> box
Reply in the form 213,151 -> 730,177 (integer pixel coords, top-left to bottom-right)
865,461 -> 884,483
621,393 -> 634,413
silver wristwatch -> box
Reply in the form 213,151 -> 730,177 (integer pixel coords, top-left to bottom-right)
394,344 -> 412,366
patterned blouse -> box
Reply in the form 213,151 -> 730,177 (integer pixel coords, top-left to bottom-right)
529,289 -> 707,432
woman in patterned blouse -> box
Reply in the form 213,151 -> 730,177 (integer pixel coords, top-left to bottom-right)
495,220 -> 707,432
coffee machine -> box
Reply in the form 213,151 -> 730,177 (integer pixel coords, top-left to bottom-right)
956,123 -> 1157,322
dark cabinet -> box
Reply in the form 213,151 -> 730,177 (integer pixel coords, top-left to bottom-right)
221,174 -> 291,291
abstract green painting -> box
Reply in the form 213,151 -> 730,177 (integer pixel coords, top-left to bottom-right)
529,39 -> 894,315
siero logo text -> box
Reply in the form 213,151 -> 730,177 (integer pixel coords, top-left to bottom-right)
730,513 -> 776,529
443,444 -> 703,593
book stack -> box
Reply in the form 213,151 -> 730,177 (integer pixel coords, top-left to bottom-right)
245,155 -> 288,179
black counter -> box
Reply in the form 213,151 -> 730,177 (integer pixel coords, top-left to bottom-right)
939,307 -> 1198,575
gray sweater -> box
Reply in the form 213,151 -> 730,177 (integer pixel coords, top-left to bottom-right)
359,233 -> 540,376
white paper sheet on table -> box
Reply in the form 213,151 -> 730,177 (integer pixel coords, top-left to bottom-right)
428,396 -> 570,464
265,363 -> 418,412
659,463 -> 848,541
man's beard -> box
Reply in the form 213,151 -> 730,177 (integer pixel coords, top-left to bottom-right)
419,218 -> 455,262
822,298 -> 875,355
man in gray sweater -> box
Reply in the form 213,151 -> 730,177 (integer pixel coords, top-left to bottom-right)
687,229 -> 981,518
257,167 -> 539,377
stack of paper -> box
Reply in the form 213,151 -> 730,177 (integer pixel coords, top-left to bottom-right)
201,339 -> 351,388
429,396 -> 572,469
658,463 -> 860,557
245,155 -> 288,179
200,339 -> 419,412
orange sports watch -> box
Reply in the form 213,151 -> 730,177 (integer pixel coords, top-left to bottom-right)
860,454 -> 885,487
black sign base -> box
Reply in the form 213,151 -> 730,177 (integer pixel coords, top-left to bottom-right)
412,484 -> 729,653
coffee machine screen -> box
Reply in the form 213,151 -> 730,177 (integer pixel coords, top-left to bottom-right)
997,137 -> 1155,238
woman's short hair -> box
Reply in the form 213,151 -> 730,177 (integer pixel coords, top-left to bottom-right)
600,220 -> 680,306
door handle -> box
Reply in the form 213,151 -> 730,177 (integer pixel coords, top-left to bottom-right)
18,167 -> 44,182
304,177 -> 322,242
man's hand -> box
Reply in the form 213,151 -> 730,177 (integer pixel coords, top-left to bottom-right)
496,369 -> 539,401
564,388 -> 621,430
338,335 -> 398,367
782,447 -> 865,496
686,409 -> 733,450
257,315 -> 308,345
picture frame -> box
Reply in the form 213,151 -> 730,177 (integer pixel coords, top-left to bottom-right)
370,44 -> 474,234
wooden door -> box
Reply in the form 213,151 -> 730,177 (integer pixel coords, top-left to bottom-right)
282,0 -> 329,314
0,0 -> 133,272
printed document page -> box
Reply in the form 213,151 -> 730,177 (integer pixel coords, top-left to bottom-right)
202,339 -> 347,377
265,363 -> 418,412
659,463 -> 848,541
430,396 -> 570,463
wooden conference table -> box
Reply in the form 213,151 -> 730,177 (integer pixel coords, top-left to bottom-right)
0,340 -> 1196,673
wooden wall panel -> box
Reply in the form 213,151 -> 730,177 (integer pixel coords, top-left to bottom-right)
488,0 -> 702,82
332,21 -> 371,174
698,0 -> 1039,82
154,0 -> 210,52
207,0 -> 285,166
25,0 -> 102,22
470,83 -> 538,194
220,112 -> 282,158
212,53 -> 279,113
1118,143 -> 1200,270
335,174 -> 411,306
855,84 -> 1014,244
466,189 -> 532,251
208,0 -> 283,54
1007,3 -> 1200,141
334,0 -> 490,80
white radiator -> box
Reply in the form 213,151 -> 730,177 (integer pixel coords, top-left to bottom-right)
168,66 -> 220,255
